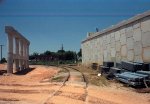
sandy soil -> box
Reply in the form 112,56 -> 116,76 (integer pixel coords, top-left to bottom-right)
0,65 -> 58,85
87,85 -> 150,104
0,64 -> 60,104
0,64 -> 149,104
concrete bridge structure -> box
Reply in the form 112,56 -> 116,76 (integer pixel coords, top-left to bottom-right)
5,26 -> 30,73
82,10 -> 150,66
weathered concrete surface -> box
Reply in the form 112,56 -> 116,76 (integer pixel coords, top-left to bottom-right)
142,31 -> 150,47
134,41 -> 142,56
5,26 -> 30,73
141,17 -> 150,32
127,37 -> 134,50
120,33 -> 126,45
143,47 -> 150,62
133,28 -> 142,42
121,45 -> 127,59
82,10 -> 150,65
127,50 -> 134,61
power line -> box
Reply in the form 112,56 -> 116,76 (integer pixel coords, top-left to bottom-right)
0,13 -> 135,17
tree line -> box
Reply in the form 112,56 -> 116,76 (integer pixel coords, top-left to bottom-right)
29,49 -> 82,65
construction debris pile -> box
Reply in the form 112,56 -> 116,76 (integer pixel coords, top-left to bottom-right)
100,61 -> 150,87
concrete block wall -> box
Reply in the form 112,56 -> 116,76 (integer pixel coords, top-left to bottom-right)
82,11 -> 150,66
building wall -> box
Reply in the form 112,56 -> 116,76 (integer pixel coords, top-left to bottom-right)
82,11 -> 150,66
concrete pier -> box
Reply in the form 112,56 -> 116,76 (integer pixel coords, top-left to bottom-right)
5,26 -> 30,73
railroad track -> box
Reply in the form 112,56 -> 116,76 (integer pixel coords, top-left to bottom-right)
43,65 -> 88,104
63,66 -> 88,87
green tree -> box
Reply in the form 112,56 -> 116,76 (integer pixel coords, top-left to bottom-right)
77,49 -> 82,61
77,49 -> 82,57
0,57 -> 7,63
65,51 -> 75,60
30,52 -> 39,62
57,49 -> 65,60
44,50 -> 52,56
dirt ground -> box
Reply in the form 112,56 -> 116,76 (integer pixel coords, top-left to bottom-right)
0,64 -> 150,104
0,64 -> 59,85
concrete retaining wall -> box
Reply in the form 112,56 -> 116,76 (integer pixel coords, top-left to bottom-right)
81,10 -> 150,66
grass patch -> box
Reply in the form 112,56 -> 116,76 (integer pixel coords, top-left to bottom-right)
51,67 -> 69,82
58,68 -> 68,73
51,76 -> 65,82
71,65 -> 109,86
88,75 -> 109,86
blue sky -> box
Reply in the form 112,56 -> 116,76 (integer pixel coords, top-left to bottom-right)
0,0 -> 150,58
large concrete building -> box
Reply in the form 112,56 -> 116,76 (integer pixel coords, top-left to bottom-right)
81,10 -> 150,66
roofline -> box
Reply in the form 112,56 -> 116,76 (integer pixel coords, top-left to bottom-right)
82,10 -> 150,44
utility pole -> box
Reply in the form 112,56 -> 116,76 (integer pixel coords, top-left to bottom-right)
0,45 -> 4,62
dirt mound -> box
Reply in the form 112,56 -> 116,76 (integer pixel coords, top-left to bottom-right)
0,65 -> 59,84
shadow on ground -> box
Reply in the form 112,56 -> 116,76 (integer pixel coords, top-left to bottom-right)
0,70 -> 7,75
14,67 -> 35,75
